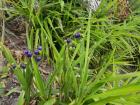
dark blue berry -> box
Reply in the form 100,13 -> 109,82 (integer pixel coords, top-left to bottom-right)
13,64 -> 16,69
20,63 -> 26,69
66,38 -> 72,44
24,50 -> 29,55
34,50 -> 39,55
36,56 -> 42,62
38,46 -> 42,50
27,52 -> 32,57
10,64 -> 16,71
74,32 -> 81,38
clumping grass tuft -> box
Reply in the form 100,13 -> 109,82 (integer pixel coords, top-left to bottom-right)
1,0 -> 140,105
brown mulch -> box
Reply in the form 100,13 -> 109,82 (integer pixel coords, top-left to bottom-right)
0,15 -> 25,105
0,93 -> 19,105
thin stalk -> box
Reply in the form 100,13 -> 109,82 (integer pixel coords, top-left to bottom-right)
1,0 -> 5,43
77,10 -> 92,104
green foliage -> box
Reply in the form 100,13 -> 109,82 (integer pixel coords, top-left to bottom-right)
1,0 -> 140,105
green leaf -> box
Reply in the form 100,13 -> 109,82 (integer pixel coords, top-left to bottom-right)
44,98 -> 56,105
85,83 -> 140,102
17,91 -> 25,105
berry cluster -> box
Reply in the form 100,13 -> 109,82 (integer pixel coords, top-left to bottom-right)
66,32 -> 81,44
10,46 -> 43,71
23,46 -> 42,62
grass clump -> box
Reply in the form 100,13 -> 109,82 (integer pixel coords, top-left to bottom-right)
1,0 -> 140,105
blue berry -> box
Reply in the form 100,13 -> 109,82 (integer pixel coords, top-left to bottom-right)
23,50 -> 29,55
20,63 -> 26,69
66,38 -> 72,44
12,64 -> 16,69
74,32 -> 81,38
27,52 -> 32,57
13,64 -> 16,69
34,50 -> 39,55
38,46 -> 42,50
36,56 -> 42,62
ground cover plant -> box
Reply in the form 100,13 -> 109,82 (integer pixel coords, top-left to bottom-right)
1,0 -> 140,105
